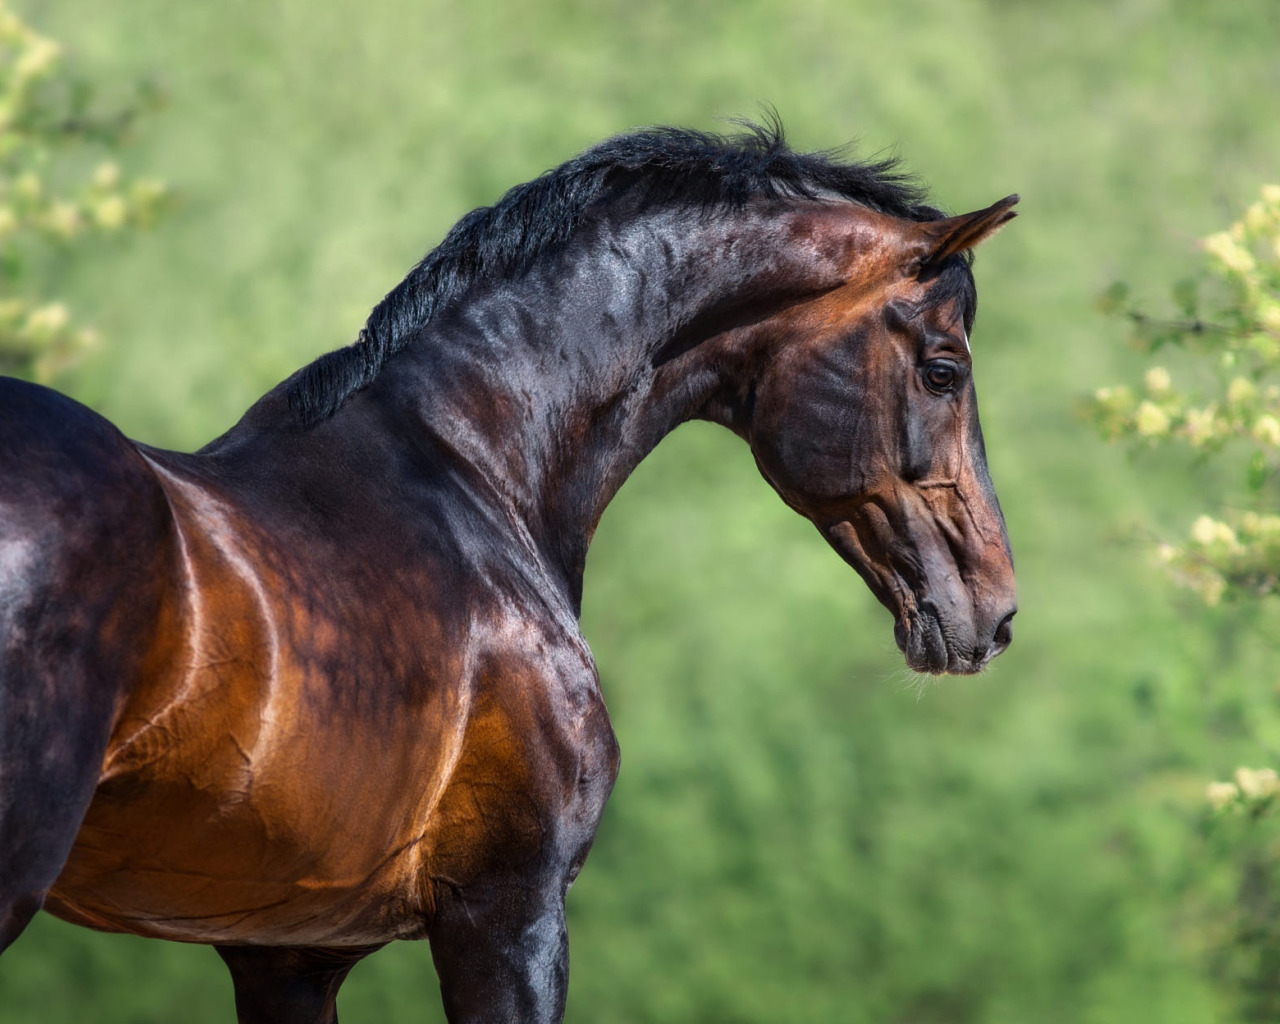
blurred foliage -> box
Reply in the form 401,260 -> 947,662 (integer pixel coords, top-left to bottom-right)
3,0 -> 1280,1023
0,0 -> 165,381
1092,186 -> 1280,1022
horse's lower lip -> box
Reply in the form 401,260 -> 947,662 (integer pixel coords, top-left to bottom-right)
895,605 -> 951,674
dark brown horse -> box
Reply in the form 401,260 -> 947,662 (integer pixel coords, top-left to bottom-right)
0,125 -> 1017,1022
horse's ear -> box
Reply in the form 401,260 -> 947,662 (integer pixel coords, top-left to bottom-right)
905,194 -> 1019,275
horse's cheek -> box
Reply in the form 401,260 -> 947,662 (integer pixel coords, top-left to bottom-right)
752,379 -> 879,507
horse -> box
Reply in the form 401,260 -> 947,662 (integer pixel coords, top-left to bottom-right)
0,124 -> 1017,1023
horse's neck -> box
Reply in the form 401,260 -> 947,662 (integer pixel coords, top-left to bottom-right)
365,202 -> 859,610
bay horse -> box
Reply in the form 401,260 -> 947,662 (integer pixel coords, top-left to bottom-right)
0,124 -> 1017,1022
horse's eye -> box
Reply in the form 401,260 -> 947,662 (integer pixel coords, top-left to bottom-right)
923,360 -> 959,394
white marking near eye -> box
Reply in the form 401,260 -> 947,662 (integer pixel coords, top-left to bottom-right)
961,331 -> 971,353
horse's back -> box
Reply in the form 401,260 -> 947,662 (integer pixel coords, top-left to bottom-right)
0,378 -> 168,533
0,377 -> 176,950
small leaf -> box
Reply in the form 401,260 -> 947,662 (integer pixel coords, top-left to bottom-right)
1249,332 -> 1280,363
1,250 -> 24,280
1172,277 -> 1199,317
1096,280 -> 1130,315
1249,450 -> 1269,492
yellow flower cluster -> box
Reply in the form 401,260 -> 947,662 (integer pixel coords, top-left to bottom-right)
1152,508 -> 1280,606
0,4 -> 60,138
1207,767 -> 1280,812
0,0 -> 167,382
0,295 -> 97,380
1091,184 -> 1280,459
1204,232 -> 1256,277
1203,182 -> 1280,301
1190,515 -> 1238,549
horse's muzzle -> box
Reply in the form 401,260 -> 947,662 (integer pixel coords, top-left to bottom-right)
895,601 -> 1016,675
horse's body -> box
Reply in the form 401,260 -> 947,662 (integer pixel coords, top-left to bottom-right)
0,126 -> 1017,1022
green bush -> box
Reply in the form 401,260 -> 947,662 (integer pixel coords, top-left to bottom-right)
0,0 -> 164,381
1093,185 -> 1280,1021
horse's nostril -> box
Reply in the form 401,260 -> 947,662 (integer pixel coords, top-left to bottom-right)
993,609 -> 1016,649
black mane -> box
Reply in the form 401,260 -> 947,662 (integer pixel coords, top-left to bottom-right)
287,120 -> 966,426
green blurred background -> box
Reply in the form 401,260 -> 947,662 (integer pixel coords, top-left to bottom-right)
4,0 -> 1280,1020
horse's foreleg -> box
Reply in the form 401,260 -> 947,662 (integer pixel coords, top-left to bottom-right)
0,654 -> 119,952
215,944 -> 382,1024
428,875 -> 573,1024
423,648 -> 619,1022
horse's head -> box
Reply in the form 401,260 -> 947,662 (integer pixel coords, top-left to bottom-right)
744,197 -> 1018,675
